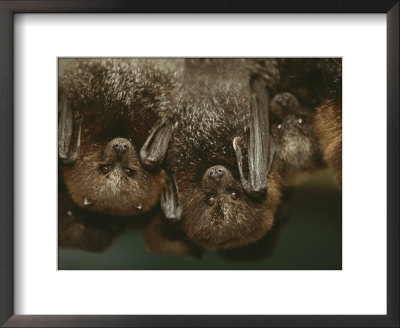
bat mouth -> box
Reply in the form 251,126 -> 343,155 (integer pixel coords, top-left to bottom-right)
80,192 -> 148,216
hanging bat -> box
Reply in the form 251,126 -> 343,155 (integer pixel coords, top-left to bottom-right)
269,91 -> 324,186
160,59 -> 281,251
246,58 -> 342,185
58,58 -> 183,216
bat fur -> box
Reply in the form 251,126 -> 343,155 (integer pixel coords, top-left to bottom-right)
269,92 -> 324,186
59,58 -> 184,216
314,59 -> 342,186
58,181 -> 127,252
163,59 -> 281,251
246,58 -> 341,185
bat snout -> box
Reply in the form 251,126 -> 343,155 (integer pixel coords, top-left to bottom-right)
202,165 -> 235,192
114,141 -> 128,156
207,166 -> 225,180
273,92 -> 291,106
103,137 -> 133,162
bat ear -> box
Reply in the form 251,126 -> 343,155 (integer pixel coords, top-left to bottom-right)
140,118 -> 174,169
58,94 -> 81,164
234,77 -> 275,198
161,175 -> 182,222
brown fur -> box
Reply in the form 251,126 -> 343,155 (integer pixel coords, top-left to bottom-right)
165,59 -> 282,250
315,99 -> 342,185
178,168 -> 281,250
142,212 -> 202,258
247,58 -> 342,186
314,59 -> 342,186
58,186 -> 127,252
62,140 -> 167,216
59,59 -> 183,216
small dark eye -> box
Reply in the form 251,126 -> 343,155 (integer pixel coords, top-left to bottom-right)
101,165 -> 111,174
124,168 -> 134,177
297,117 -> 304,125
207,197 -> 216,206
230,192 -> 238,200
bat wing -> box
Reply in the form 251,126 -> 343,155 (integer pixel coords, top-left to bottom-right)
234,77 -> 275,198
140,118 -> 174,169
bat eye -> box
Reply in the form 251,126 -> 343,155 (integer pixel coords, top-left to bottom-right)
230,192 -> 238,200
100,165 -> 111,174
277,124 -> 282,129
297,117 -> 304,125
207,197 -> 216,206
124,168 -> 135,177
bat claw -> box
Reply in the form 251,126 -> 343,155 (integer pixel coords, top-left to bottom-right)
83,198 -> 93,206
161,175 -> 182,221
233,137 -> 241,150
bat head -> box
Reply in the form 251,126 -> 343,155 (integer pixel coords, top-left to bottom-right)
172,164 -> 280,250
270,92 -> 321,174
62,132 -> 167,216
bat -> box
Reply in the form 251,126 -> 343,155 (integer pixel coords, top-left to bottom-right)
246,58 -> 341,185
160,59 -> 281,251
269,91 -> 324,186
58,59 -> 183,216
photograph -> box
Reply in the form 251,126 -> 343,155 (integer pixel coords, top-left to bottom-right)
1,0 -> 397,324
58,58 -> 342,270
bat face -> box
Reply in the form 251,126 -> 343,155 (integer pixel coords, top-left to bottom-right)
62,134 -> 166,216
269,92 -> 321,182
176,165 -> 280,250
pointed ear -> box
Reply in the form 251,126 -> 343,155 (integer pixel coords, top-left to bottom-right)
140,119 -> 174,169
234,77 -> 275,198
58,94 -> 81,164
161,175 -> 182,222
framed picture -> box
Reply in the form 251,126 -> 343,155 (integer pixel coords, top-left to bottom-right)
1,1 -> 398,327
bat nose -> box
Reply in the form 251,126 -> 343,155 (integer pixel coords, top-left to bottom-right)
274,92 -> 290,106
208,166 -> 225,180
114,141 -> 128,155
202,165 -> 233,192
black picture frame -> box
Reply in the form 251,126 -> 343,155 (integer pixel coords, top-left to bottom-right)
0,1 -> 398,327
